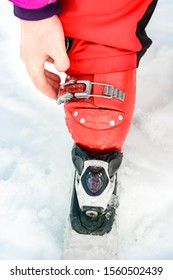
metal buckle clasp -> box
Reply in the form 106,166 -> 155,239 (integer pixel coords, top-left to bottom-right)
57,80 -> 92,105
57,79 -> 125,105
74,80 -> 92,98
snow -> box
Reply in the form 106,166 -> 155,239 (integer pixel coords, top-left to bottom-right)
0,0 -> 173,260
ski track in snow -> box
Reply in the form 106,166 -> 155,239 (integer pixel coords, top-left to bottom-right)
0,0 -> 173,260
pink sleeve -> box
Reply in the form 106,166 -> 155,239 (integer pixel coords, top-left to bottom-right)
9,0 -> 57,10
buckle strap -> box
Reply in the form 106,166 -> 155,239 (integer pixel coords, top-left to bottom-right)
57,79 -> 125,105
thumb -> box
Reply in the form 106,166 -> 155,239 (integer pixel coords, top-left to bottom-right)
54,50 -> 70,72
47,15 -> 70,72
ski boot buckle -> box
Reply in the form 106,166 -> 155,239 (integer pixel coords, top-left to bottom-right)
57,79 -> 125,104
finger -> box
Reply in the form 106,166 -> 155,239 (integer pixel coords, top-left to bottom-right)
44,70 -> 61,91
44,69 -> 61,83
27,66 -> 57,99
53,52 -> 70,72
48,48 -> 70,72
48,19 -> 70,72
46,77 -> 60,91
46,57 -> 54,64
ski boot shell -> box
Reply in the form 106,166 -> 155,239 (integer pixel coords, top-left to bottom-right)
70,144 -> 122,235
62,70 -> 136,152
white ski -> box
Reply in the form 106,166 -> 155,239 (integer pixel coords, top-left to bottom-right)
61,185 -> 119,260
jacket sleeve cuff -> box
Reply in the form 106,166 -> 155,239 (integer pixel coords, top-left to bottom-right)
13,2 -> 62,21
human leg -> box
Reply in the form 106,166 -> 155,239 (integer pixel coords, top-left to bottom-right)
57,0 -> 158,234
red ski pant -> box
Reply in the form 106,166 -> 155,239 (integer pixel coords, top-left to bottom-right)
59,0 -> 158,75
60,0 -> 157,152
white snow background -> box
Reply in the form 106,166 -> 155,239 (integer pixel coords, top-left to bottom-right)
0,0 -> 173,260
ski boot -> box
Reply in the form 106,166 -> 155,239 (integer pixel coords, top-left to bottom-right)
56,71 -> 136,234
70,144 -> 123,235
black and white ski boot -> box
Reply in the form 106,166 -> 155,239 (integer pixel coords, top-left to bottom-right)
70,144 -> 123,235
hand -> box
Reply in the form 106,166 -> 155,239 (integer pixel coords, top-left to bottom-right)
20,15 -> 70,99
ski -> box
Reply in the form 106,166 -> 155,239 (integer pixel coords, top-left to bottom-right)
61,210 -> 119,260
61,179 -> 119,260
61,144 -> 122,259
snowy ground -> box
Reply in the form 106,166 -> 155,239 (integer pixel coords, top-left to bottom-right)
0,0 -> 173,260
